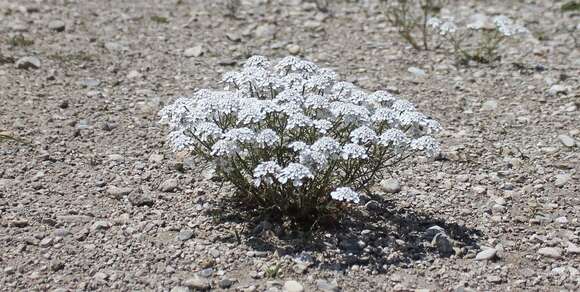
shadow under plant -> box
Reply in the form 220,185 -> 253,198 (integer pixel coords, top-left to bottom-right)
212,194 -> 483,272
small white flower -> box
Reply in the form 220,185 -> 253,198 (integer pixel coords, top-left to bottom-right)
330,187 -> 360,203
277,163 -> 314,187
256,129 -> 279,147
311,137 -> 341,155
411,136 -> 440,157
224,127 -> 255,144
368,90 -> 398,105
193,122 -> 223,142
341,143 -> 368,160
329,102 -> 370,124
253,161 -> 282,186
167,130 -> 193,151
211,139 -> 240,157
391,99 -> 416,113
350,126 -> 377,144
313,119 -> 333,134
288,141 -> 308,152
378,129 -> 410,148
286,112 -> 314,130
493,15 -> 528,37
299,149 -> 328,169
244,55 -> 271,69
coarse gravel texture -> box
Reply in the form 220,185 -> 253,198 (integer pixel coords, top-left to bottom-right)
1,0 -> 579,291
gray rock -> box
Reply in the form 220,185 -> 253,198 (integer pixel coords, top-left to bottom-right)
425,225 -> 445,240
39,237 -> 53,247
432,233 -> 454,256
254,24 -> 277,39
184,46 -> 204,58
170,287 -> 191,292
547,84 -> 568,96
287,44 -> 301,55
50,261 -> 65,271
487,275 -> 502,283
159,178 -> 178,192
555,216 -> 568,224
53,228 -> 70,237
475,248 -> 497,261
198,268 -> 213,278
79,79 -> 101,88
380,178 -> 401,193
558,135 -> 576,147
481,100 -> 498,111
91,221 -> 111,231
183,275 -> 210,290
407,67 -> 426,77
106,186 -> 132,199
48,20 -> 66,32
149,154 -> 164,163
554,174 -> 571,187
15,57 -> 41,69
105,42 -> 128,52
126,70 -> 142,79
537,247 -> 562,259
283,280 -> 304,292
218,279 -> 234,289
315,279 -> 339,292
128,193 -> 154,207
567,242 -> 580,254
177,230 -> 194,241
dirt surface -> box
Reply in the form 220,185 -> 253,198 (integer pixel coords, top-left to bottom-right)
0,0 -> 578,291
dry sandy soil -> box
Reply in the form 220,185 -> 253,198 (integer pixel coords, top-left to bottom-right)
0,0 -> 579,291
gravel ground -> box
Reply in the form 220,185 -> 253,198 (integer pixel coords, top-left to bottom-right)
0,0 -> 578,291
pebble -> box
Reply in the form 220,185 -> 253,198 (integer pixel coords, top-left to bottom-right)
128,193 -> 154,207
487,275 -> 502,283
15,57 -> 41,69
283,280 -> 304,292
106,186 -> 132,198
315,279 -> 339,292
12,219 -> 29,227
91,221 -> 111,231
475,248 -> 497,261
159,178 -> 178,192
537,247 -> 562,259
554,174 -> 571,187
558,135 -> 576,147
567,242 -> 580,254
104,42 -> 128,52
126,70 -> 142,79
433,233 -> 454,256
48,20 -> 66,32
218,279 -> 234,289
425,225 -> 445,240
254,24 -> 277,39
177,230 -> 194,241
287,44 -> 301,55
481,99 -> 498,111
149,154 -> 164,163
380,178 -> 401,193
39,237 -> 53,247
407,66 -> 426,77
184,46 -> 204,57
555,216 -> 568,224
79,79 -> 101,88
183,275 -> 210,290
547,84 -> 568,96
170,287 -> 191,292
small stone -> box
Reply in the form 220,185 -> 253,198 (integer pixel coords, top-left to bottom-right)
432,233 -> 454,256
184,46 -> 204,58
48,20 -> 66,32
475,248 -> 497,261
93,271 -> 108,281
283,280 -> 304,292
425,225 -> 445,240
50,261 -> 65,272
380,178 -> 401,193
472,186 -> 486,194
555,216 -> 568,224
106,186 -> 132,199
126,70 -> 142,79
4,266 -> 16,275
554,174 -> 571,187
558,135 -> 576,148
39,237 -> 53,247
218,279 -> 234,289
12,219 -> 29,228
149,154 -> 163,163
537,247 -> 562,259
287,44 -> 301,55
547,84 -> 568,96
567,242 -> 580,254
487,275 -> 502,283
254,24 -> 277,39
159,178 -> 178,192
79,78 -> 101,88
177,230 -> 194,241
183,275 -> 210,290
226,33 -> 242,42
15,57 -> 41,69
170,287 -> 191,292
407,67 -> 426,77
481,100 -> 498,111
128,193 -> 154,207
315,279 -> 339,292
91,221 -> 111,231
105,42 -> 128,52
53,228 -> 70,237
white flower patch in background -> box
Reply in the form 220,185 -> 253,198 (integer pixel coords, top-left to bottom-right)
160,55 -> 441,219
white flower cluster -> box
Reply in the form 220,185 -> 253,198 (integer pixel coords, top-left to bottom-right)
428,15 -> 528,38
160,55 -> 441,207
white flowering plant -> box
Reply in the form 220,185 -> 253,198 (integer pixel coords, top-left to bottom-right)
428,15 -> 529,63
160,56 -> 441,221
